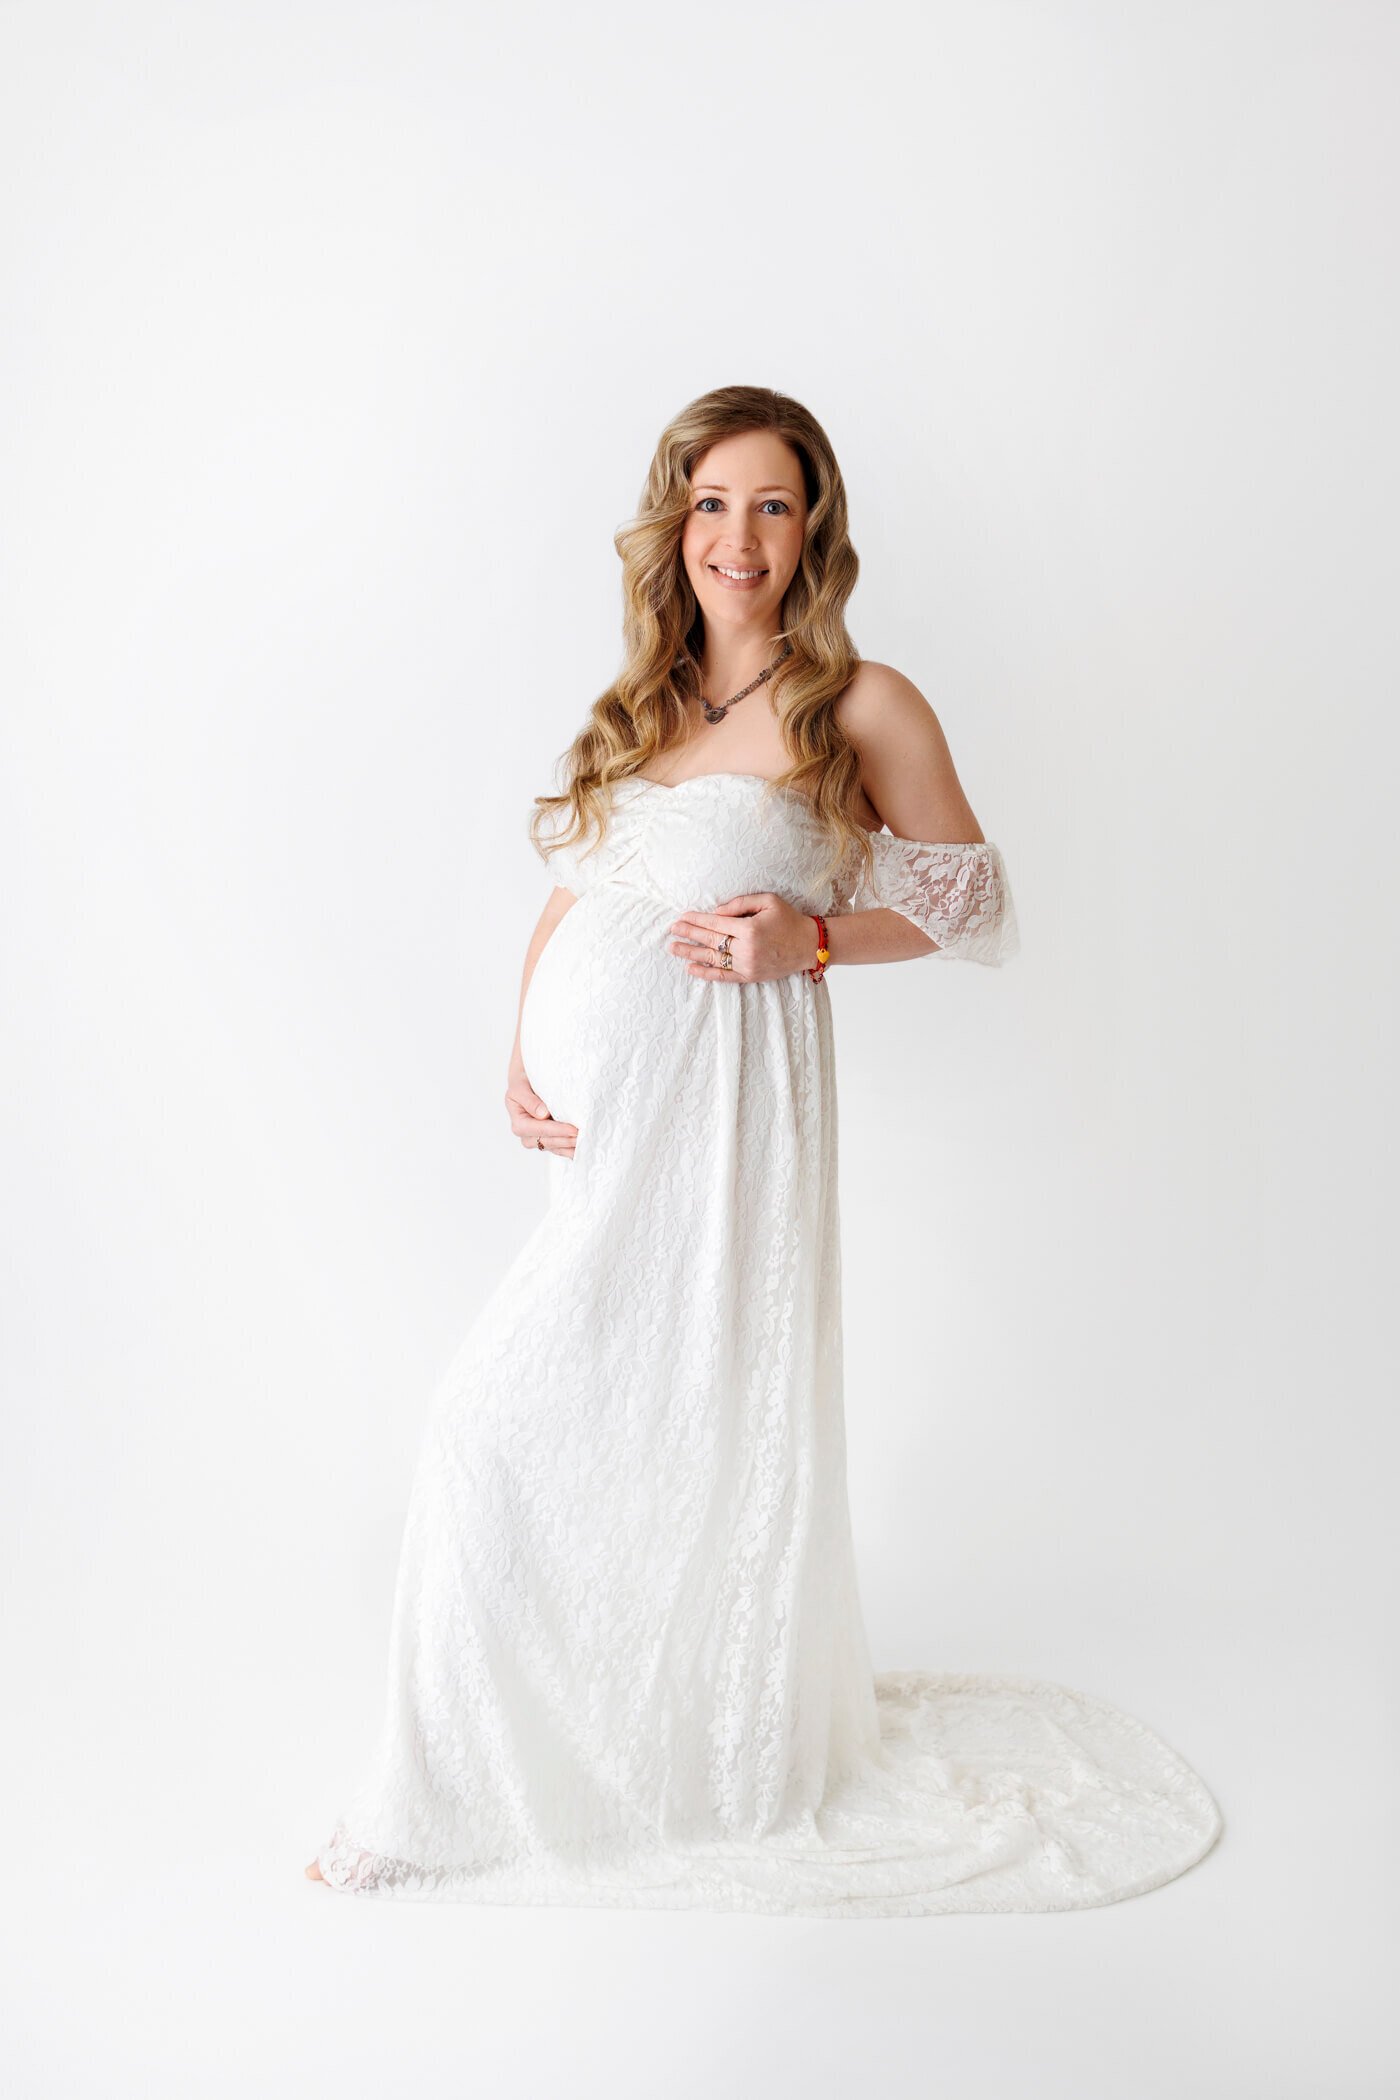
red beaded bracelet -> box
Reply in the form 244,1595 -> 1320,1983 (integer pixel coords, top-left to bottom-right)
807,913 -> 830,982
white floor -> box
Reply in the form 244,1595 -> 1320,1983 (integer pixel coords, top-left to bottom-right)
7,1621 -> 1394,2100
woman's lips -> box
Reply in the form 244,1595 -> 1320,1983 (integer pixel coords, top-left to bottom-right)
708,564 -> 768,591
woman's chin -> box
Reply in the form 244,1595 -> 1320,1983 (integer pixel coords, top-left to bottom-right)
696,592 -> 775,626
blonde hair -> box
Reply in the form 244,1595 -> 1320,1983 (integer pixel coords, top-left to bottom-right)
530,383 -> 874,895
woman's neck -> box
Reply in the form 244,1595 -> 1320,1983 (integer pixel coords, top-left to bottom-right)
698,626 -> 786,706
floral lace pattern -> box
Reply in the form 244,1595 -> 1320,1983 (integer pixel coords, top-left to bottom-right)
314,776 -> 1220,1912
847,832 -> 1020,964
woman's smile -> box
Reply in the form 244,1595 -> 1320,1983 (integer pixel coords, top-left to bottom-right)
709,562 -> 768,589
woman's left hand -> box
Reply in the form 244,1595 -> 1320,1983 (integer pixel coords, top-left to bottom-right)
667,894 -> 821,983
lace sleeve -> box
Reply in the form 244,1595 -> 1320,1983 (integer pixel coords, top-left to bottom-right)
848,834 -> 1020,965
537,783 -> 651,898
540,827 -> 597,897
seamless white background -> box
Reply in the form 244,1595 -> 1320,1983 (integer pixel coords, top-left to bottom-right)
2,3 -> 1396,2094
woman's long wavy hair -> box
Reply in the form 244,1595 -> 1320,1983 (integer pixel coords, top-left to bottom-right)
530,384 -> 875,896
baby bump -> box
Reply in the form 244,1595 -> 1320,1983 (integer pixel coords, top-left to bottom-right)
518,885 -> 681,1130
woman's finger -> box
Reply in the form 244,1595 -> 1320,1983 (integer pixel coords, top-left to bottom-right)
669,916 -> 746,950
519,1125 -> 576,1154
509,1106 -> 578,1140
668,934 -> 740,960
667,911 -> 737,942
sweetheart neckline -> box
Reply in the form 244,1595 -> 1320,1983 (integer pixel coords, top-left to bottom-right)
629,771 -> 797,794
624,771 -> 886,836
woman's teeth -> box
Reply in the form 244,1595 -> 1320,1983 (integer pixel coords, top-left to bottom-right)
712,565 -> 765,582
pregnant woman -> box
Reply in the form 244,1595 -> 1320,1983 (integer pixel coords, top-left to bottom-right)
308,385 -> 1221,1914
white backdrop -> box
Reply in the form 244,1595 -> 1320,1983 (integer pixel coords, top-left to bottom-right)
2,4 -> 1395,2095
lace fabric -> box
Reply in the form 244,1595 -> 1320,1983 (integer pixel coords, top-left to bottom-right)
536,777 -> 655,898
847,832 -> 1020,965
540,779 -> 1020,967
314,774 -> 1220,1911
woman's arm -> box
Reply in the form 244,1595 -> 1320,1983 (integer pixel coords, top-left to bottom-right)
822,905 -> 941,965
837,660 -> 984,846
824,663 -> 987,962
670,892 -> 937,976
505,885 -> 580,1158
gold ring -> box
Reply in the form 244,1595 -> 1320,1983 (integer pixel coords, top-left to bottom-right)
719,933 -> 733,955
537,1137 -> 544,1150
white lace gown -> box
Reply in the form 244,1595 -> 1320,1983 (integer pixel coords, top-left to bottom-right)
316,773 -> 1221,1913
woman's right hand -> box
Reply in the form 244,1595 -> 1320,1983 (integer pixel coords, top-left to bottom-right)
505,1065 -> 577,1160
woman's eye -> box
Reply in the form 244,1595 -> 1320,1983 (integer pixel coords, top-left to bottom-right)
696,497 -> 789,515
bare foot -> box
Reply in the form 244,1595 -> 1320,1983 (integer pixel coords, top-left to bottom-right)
305,1858 -> 325,1881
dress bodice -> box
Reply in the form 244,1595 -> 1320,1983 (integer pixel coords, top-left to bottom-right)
539,771 -> 1019,967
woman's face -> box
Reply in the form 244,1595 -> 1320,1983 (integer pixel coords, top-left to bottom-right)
680,430 -> 809,638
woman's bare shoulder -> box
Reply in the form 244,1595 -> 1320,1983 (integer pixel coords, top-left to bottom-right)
833,662 -> 979,840
834,661 -> 951,763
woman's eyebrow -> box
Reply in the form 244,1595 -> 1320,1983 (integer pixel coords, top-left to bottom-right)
693,483 -> 801,497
